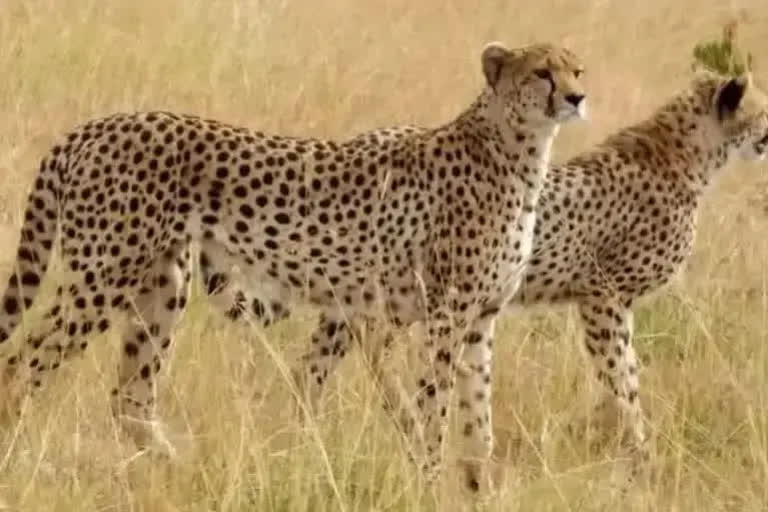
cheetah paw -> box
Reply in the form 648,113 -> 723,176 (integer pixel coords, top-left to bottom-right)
460,460 -> 496,497
118,415 -> 179,460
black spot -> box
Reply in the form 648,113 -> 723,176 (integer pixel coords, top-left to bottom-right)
4,297 -> 18,314
98,318 -> 111,332
21,272 -> 40,286
464,331 -> 483,344
240,204 -> 255,218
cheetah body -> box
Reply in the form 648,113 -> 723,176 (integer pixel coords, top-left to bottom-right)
510,72 -> 768,460
0,42 -> 587,490
521,74 -> 768,309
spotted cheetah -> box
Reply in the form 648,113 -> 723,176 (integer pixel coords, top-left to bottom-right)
385,70 -> 767,481
215,71 -> 768,485
0,42 -> 587,487
511,70 -> 768,473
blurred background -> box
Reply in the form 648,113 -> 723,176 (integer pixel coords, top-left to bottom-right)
1,1 -> 767,510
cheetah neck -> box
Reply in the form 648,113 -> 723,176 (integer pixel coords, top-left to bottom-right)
592,107 -> 731,196
667,119 -> 747,196
690,131 -> 749,191
450,92 -> 558,172
471,91 -> 559,204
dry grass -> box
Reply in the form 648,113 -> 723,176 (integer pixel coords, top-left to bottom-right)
1,0 -> 768,510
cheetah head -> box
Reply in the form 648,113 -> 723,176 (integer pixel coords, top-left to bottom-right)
481,42 -> 587,126
706,72 -> 768,161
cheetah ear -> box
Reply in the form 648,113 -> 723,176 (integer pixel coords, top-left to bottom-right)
716,75 -> 749,120
482,42 -> 511,91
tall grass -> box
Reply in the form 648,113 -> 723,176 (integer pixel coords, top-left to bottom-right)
1,0 -> 767,509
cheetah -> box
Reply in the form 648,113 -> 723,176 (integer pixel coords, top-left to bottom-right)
365,70 -> 766,482
509,70 -> 768,473
0,42 -> 587,488
215,70 -> 768,485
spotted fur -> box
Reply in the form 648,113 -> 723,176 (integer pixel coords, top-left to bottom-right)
204,42 -> 588,491
513,72 -> 768,480
216,71 -> 768,486
0,42 -> 586,489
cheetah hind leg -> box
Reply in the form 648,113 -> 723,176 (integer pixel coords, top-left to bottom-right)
1,290 -> 112,424
111,248 -> 191,458
1,302 -> 71,421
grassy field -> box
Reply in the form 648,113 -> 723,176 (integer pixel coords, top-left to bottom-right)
1,0 -> 768,510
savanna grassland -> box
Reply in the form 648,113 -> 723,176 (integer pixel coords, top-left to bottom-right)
1,1 -> 768,510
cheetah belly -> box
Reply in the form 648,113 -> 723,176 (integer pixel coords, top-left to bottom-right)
195,203 -> 431,321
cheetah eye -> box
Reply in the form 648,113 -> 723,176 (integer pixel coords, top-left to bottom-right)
574,69 -> 584,79
534,69 -> 552,80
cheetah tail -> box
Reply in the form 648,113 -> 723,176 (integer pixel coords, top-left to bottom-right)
0,149 -> 63,346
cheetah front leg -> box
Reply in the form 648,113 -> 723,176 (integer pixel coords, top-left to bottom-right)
112,247 -> 191,456
391,310 -> 496,491
401,300 -> 465,484
348,310 -> 494,491
454,313 -> 496,492
577,293 -> 649,482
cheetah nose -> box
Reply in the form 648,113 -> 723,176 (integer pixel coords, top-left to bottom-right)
565,94 -> 585,107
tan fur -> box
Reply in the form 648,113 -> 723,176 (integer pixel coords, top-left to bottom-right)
0,42 -> 587,491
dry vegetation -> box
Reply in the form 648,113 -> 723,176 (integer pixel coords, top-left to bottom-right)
1,0 -> 768,510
